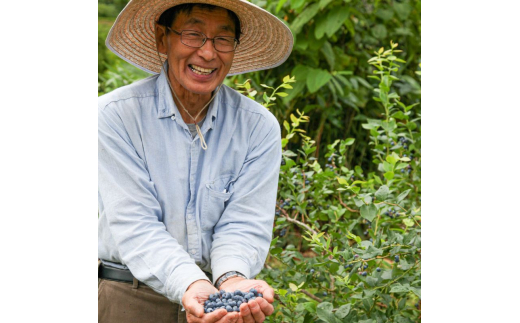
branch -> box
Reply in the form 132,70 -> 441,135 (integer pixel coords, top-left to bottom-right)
338,193 -> 359,213
300,289 -> 323,303
284,215 -> 318,235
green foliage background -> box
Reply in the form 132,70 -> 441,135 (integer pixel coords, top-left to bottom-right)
99,1 -> 421,322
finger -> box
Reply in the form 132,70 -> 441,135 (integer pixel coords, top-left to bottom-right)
255,281 -> 274,303
215,311 -> 239,323
255,297 -> 274,316
247,299 -> 266,323
186,300 -> 205,318
239,303 -> 255,323
197,309 -> 227,323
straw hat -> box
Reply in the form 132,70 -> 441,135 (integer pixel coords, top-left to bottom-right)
106,0 -> 294,76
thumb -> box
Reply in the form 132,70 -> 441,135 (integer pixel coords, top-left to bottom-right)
185,298 -> 204,318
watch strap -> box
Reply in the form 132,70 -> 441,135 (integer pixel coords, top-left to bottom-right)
215,271 -> 246,290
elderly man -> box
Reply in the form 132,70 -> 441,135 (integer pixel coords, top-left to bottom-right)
98,0 -> 293,322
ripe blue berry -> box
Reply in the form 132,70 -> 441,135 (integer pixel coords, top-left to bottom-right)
328,157 -> 332,162
226,305 -> 233,312
310,268 -> 315,273
305,180 -> 310,185
323,292 -> 327,296
361,271 -> 367,276
281,158 -> 286,166
363,264 -> 368,270
376,267 -> 381,272
394,255 -> 400,263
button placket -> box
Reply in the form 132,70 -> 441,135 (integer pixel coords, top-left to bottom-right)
186,141 -> 201,263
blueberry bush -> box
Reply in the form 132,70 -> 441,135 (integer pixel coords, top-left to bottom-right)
242,42 -> 421,322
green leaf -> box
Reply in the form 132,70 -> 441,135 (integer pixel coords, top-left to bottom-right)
330,262 -> 340,273
319,0 -> 334,10
403,218 -> 414,227
372,24 -> 388,40
384,171 -> 394,180
397,189 -> 411,202
375,185 -> 390,200
290,114 -> 298,124
360,204 -> 377,222
283,120 -> 290,132
337,177 -> 348,185
382,161 -> 393,172
395,163 -> 408,170
320,41 -> 335,69
355,166 -> 363,175
325,6 -> 350,38
289,283 -> 299,291
276,92 -> 289,97
335,304 -> 351,319
386,154 -> 398,165
291,3 -> 320,34
316,302 -> 342,323
307,69 -> 332,93
270,247 -> 283,255
344,138 -> 355,145
303,301 -> 317,313
390,283 -> 409,293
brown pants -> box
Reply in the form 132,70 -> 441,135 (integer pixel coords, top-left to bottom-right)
98,278 -> 188,323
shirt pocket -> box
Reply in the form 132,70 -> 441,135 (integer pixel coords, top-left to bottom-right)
201,175 -> 234,231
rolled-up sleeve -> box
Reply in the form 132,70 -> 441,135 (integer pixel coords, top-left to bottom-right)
98,103 -> 209,303
210,114 -> 281,283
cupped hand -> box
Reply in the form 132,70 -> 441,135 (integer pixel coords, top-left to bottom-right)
182,280 -> 240,323
219,278 -> 275,323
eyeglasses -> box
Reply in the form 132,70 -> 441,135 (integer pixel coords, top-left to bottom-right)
167,28 -> 239,53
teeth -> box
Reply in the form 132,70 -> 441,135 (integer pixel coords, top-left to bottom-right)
190,65 -> 215,75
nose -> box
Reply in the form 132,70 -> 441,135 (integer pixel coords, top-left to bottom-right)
197,39 -> 217,61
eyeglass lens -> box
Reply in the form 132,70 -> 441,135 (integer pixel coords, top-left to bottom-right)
181,30 -> 236,52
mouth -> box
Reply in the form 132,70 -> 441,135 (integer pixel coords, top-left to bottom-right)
188,64 -> 217,76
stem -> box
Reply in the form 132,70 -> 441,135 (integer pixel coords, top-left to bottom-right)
300,289 -> 323,303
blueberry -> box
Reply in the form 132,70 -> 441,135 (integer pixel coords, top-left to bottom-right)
328,157 -> 332,162
258,293 -> 263,298
364,231 -> 368,235
401,169 -> 404,173
354,254 -> 359,258
394,255 -> 400,263
275,211 -> 280,215
376,267 -> 381,272
292,206 -> 296,210
237,301 -> 242,307
363,264 -> 368,270
310,268 -> 315,273
390,142 -> 394,146
280,228 -> 286,237
323,292 -> 327,296
281,158 -> 286,166
403,154 -> 407,157
361,271 -> 367,276
233,306 -> 239,312
250,288 -> 258,295
415,303 -> 419,309
343,264 -> 348,269
305,180 -> 310,185
226,305 -> 233,312
369,238 -> 373,242
404,145 -> 408,149
229,300 -> 236,307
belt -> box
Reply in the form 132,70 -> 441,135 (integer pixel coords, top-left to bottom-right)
98,262 -> 213,283
98,262 -> 136,283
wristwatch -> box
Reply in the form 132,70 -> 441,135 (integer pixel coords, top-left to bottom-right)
215,271 -> 246,289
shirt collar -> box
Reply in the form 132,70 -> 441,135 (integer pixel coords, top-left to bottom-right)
156,61 -> 222,133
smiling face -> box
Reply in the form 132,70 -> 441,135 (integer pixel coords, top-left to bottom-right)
156,6 -> 236,97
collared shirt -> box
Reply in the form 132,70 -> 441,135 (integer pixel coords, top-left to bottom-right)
98,69 -> 281,305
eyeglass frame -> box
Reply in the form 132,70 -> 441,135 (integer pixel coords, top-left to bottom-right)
166,27 -> 240,53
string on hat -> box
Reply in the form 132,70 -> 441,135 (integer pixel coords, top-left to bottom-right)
155,50 -> 222,150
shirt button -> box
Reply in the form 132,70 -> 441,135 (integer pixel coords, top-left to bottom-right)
171,116 -> 176,121
190,249 -> 196,255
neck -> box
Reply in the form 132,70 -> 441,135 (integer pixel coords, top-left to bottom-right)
167,69 -> 214,124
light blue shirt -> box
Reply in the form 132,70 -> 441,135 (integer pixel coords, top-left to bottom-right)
98,68 -> 281,304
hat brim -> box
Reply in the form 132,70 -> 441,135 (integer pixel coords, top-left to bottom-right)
105,0 -> 294,76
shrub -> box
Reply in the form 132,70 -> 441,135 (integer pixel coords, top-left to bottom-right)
249,42 -> 421,323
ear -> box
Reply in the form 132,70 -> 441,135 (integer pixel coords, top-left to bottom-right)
155,23 -> 168,55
